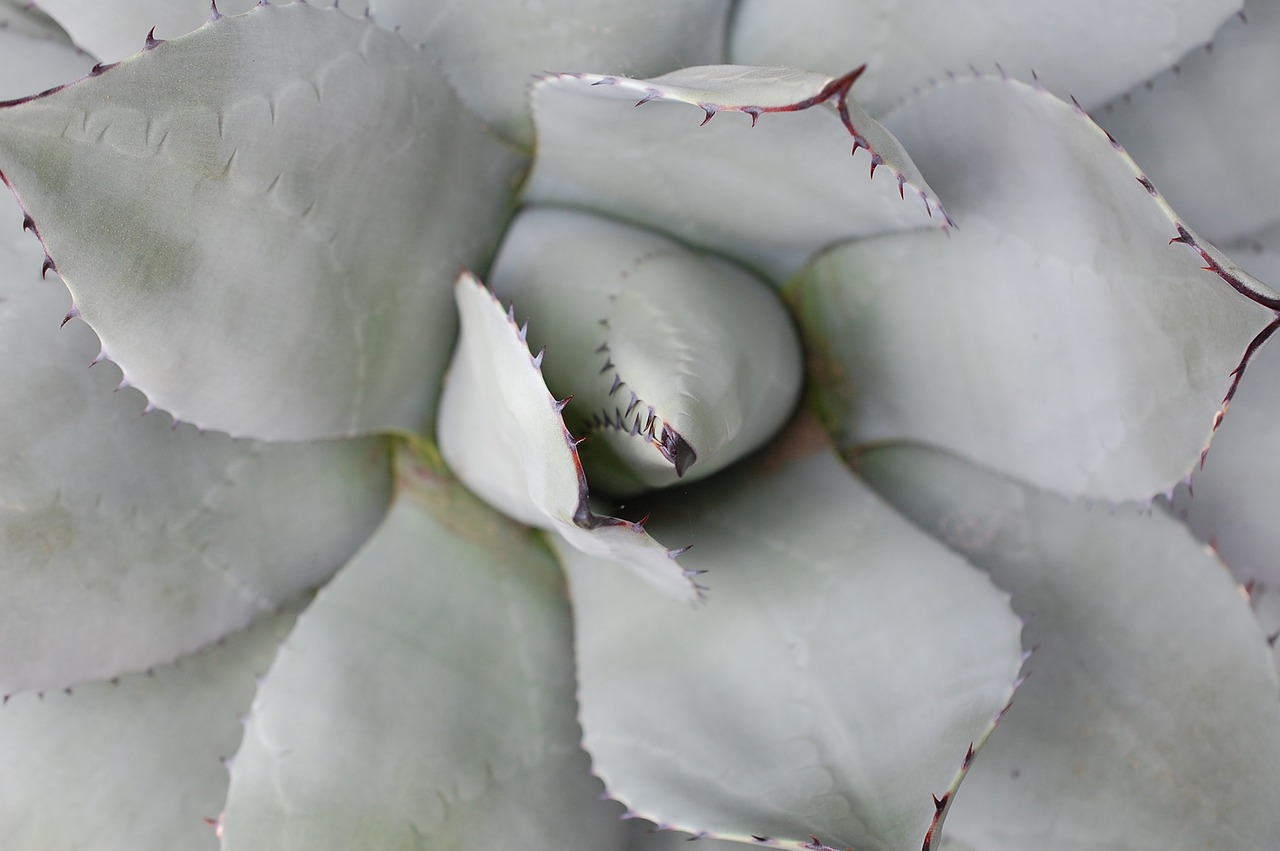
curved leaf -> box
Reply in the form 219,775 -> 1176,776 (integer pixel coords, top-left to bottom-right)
34,0 -> 260,62
486,207 -> 802,495
437,272 -> 699,602
524,65 -> 946,283
0,1 -> 524,440
561,429 -> 1023,851
858,443 -> 1280,851
729,0 -> 1240,115
218,444 -> 627,850
791,75 -> 1277,502
0,6 -> 92,101
0,193 -> 391,694
1098,0 -> 1280,246
0,605 -> 298,851
1172,319 -> 1280,587
366,0 -> 730,146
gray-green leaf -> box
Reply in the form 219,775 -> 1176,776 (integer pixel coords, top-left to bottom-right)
561,431 -> 1023,850
858,443 -> 1280,851
0,1 -> 524,440
218,444 -> 626,850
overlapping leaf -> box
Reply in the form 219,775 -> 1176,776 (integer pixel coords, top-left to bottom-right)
0,193 -> 391,694
1099,0 -> 1279,246
858,444 -> 1280,851
437,273 -> 699,602
525,65 -> 946,283
0,1 -> 524,440
0,605 -> 298,851
561,427 -> 1022,850
366,0 -> 731,145
218,445 -> 626,850
485,207 -> 802,495
792,75 -> 1277,502
730,0 -> 1240,115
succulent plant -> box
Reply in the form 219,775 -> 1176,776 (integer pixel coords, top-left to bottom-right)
3,0 -> 1280,848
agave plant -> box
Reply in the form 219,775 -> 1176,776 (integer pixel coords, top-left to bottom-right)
3,0 -> 1280,848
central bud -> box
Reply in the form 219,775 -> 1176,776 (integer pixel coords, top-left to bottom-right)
488,207 -> 803,496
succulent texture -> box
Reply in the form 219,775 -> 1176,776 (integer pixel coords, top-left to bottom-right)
2,1 -> 1279,849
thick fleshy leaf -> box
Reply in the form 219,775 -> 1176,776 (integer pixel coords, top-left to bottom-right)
218,444 -> 626,850
437,272 -> 699,602
486,207 -> 802,495
0,605 -> 298,851
0,4 -> 92,100
561,426 -> 1023,850
729,0 -> 1240,115
366,0 -> 730,146
0,193 -> 391,694
524,66 -> 946,283
791,75 -> 1278,502
1171,328 -> 1280,587
857,444 -> 1280,851
1099,1 -> 1279,246
34,0 -> 260,62
0,2 -> 524,440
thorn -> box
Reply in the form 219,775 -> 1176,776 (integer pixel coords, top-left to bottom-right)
594,341 -> 609,354
41,255 -> 55,277
1069,94 -> 1085,114
554,395 -> 573,413
507,304 -> 516,323
609,374 -> 624,396
61,305 -> 79,327
21,214 -> 34,232
668,544 -> 692,558
518,321 -> 528,343
744,106 -> 762,127
144,27 -> 163,49
209,0 -> 222,21
599,358 -> 615,374
634,89 -> 660,107
573,435 -> 588,447
994,62 -> 1007,80
531,347 -> 545,369
699,106 -> 716,126
868,153 -> 883,179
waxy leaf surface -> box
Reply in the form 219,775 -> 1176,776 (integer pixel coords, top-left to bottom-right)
1099,0 -> 1280,246
0,192 -> 391,694
562,435 -> 1022,850
793,76 -> 1276,502
525,66 -> 945,283
858,444 -> 1280,851
730,0 -> 1240,115
0,2 -> 524,440
35,0 -> 261,62
0,606 -> 298,851
219,446 -> 626,850
366,0 -> 730,145
486,207 -> 802,495
437,273 -> 699,602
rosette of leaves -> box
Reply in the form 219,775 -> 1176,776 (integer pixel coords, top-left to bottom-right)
2,1 -> 1280,849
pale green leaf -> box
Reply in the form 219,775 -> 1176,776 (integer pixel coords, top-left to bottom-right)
0,7 -> 91,100
729,0 -> 1240,115
0,193 -> 391,694
366,0 -> 730,146
1099,0 -> 1279,246
0,1 -> 524,440
791,76 -> 1277,502
524,66 -> 946,283
561,432 -> 1023,851
33,0 -> 261,62
857,444 -> 1280,851
218,445 -> 627,850
1172,322 -> 1280,587
0,605 -> 298,851
486,207 -> 802,495
437,272 -> 699,602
